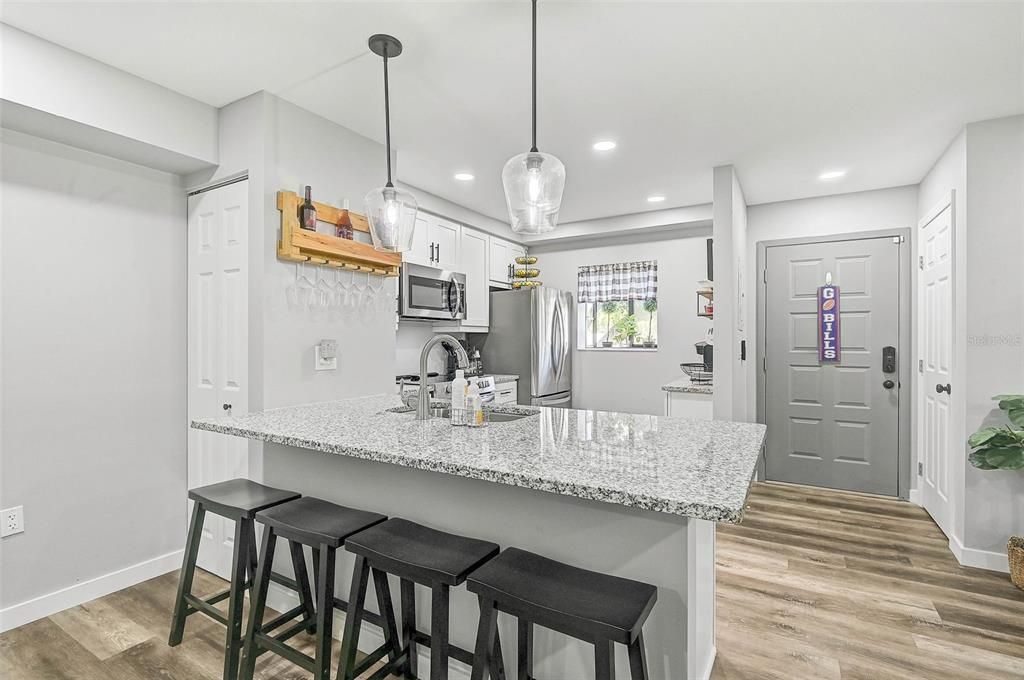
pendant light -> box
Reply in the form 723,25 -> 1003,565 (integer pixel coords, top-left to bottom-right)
502,0 -> 565,234
364,34 -> 418,252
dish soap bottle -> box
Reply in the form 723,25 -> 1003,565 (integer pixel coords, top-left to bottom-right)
450,370 -> 468,426
466,381 -> 485,428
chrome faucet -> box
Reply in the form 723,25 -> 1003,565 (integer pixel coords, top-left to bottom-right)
418,334 -> 469,420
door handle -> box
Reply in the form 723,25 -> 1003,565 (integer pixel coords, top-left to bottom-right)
935,383 -> 951,395
222,403 -> 232,411
883,379 -> 895,389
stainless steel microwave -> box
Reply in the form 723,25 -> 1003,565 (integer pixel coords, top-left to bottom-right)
399,262 -> 466,321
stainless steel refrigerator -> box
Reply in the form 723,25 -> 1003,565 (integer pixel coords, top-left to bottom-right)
478,287 -> 573,407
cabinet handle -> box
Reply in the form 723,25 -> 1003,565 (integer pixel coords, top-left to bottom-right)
436,243 -> 441,263
430,243 -> 436,263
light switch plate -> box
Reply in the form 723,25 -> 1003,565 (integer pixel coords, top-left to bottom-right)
315,345 -> 338,371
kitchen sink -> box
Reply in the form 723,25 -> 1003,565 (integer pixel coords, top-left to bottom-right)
384,404 -> 537,423
486,411 -> 533,423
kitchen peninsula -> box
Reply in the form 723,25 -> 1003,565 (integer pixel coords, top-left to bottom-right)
192,395 -> 766,679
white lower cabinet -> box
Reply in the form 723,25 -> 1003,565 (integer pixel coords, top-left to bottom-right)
664,391 -> 713,419
494,380 -> 518,404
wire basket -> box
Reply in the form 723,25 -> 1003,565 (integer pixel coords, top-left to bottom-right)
680,362 -> 713,384
451,407 -> 488,428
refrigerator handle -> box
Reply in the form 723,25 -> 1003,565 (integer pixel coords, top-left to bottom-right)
552,297 -> 565,381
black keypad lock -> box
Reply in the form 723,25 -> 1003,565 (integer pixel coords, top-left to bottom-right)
882,346 -> 896,374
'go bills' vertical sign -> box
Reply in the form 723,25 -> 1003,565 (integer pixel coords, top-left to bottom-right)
818,284 -> 841,363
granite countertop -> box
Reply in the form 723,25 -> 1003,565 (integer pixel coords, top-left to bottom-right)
662,377 -> 714,395
192,395 -> 765,523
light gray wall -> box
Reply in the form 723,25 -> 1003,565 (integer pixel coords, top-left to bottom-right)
712,166 -> 749,422
535,233 -> 713,415
261,95 -> 398,409
961,115 -> 1024,556
0,131 -> 186,609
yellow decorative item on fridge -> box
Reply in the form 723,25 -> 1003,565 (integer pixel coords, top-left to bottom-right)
515,255 -> 538,265
512,254 -> 541,289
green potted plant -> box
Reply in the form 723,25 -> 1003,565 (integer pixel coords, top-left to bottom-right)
642,298 -> 657,347
614,314 -> 639,347
967,393 -> 1024,590
600,301 -> 619,347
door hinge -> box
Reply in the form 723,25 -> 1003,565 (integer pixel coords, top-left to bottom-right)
918,359 -> 924,373
762,357 -> 767,372
918,255 -> 924,270
918,462 -> 923,476
763,268 -> 767,283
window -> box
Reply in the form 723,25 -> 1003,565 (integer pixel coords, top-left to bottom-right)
576,261 -> 658,350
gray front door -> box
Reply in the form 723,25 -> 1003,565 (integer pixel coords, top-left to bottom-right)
764,236 -> 902,496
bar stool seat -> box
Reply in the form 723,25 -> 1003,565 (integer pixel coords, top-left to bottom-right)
338,518 -> 503,680
467,548 -> 658,680
258,497 -> 387,548
188,478 -> 300,521
239,498 -> 389,680
467,547 -> 657,644
344,517 -> 500,584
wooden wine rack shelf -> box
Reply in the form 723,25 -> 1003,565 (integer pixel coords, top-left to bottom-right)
277,190 -> 401,277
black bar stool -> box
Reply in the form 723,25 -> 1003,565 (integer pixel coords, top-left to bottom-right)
338,518 -> 504,680
466,548 -> 658,680
168,478 -> 304,680
239,497 -> 389,680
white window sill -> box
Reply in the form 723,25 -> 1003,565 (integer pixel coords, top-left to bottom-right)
577,346 -> 659,352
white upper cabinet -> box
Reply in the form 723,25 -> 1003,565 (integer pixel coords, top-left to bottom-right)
431,217 -> 460,270
488,237 -> 528,286
489,238 -> 510,285
457,227 -> 489,328
405,213 -> 433,266
435,225 -> 490,332
403,213 -> 461,269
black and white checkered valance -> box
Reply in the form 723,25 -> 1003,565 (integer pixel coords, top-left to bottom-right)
577,260 -> 658,303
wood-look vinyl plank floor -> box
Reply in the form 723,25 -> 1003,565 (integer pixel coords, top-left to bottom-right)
1,482 -> 1021,678
712,482 -> 1024,680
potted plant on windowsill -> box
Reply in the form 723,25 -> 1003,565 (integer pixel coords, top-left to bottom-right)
967,393 -> 1024,590
614,314 -> 639,348
600,301 -> 618,347
642,298 -> 657,348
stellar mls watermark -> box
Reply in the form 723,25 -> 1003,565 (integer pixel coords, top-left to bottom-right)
967,333 -> 1023,347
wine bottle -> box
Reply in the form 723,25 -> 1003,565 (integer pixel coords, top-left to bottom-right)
300,185 -> 316,231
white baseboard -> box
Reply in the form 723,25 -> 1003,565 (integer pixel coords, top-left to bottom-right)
699,645 -> 717,680
0,549 -> 184,633
949,534 -> 1009,573
908,488 -> 921,506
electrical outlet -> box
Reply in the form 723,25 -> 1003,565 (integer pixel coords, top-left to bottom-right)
2,506 -> 24,537
314,342 -> 338,371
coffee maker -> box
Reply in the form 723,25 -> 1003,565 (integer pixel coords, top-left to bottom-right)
695,329 -> 713,372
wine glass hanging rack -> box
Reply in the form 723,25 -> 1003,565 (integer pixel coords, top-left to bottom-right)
277,189 -> 401,277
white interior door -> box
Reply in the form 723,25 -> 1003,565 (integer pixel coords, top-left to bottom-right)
919,201 -> 954,536
187,179 -> 249,578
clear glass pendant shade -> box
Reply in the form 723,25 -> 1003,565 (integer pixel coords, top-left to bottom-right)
502,151 -> 565,234
364,185 -> 418,252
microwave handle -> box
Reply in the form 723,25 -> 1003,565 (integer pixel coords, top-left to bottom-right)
448,277 -> 463,318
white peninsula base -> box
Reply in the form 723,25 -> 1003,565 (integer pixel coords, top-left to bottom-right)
259,442 -> 717,680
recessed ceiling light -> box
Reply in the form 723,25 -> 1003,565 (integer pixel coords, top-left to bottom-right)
819,169 -> 847,181
592,140 -> 617,152
454,172 -> 475,181
647,195 -> 666,203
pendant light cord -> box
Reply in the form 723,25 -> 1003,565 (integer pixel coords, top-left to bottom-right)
531,0 -> 538,153
383,49 -> 394,187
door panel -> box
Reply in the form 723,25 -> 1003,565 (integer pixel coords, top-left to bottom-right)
920,205 -> 953,534
764,237 -> 901,496
187,180 -> 249,578
404,213 -> 433,266
531,288 -> 573,398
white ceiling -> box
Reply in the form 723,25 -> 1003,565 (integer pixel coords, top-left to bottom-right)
3,2 -> 1022,223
